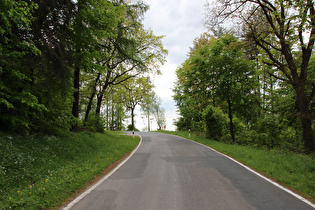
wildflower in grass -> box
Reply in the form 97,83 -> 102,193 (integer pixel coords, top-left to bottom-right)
9,197 -> 11,200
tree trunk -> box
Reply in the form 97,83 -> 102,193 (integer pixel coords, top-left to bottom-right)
84,73 -> 101,124
131,107 -> 135,130
71,66 -> 80,131
111,100 -> 115,130
96,93 -> 103,116
84,90 -> 96,124
147,110 -> 150,132
96,83 -> 110,116
227,96 -> 235,142
295,86 -> 315,152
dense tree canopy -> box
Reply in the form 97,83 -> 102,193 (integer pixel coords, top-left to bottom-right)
202,0 -> 315,152
0,0 -> 167,134
173,30 -> 314,152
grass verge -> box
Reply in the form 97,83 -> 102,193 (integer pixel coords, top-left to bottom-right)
0,131 -> 139,209
157,130 -> 315,203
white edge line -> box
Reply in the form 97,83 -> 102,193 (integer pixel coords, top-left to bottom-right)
159,133 -> 315,208
188,138 -> 315,208
62,134 -> 142,210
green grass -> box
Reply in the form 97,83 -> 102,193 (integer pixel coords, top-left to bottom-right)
158,130 -> 315,203
0,131 -> 139,209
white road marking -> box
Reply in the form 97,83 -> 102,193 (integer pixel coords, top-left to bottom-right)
62,134 -> 142,210
188,138 -> 315,209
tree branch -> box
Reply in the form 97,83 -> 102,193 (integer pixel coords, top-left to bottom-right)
266,71 -> 290,83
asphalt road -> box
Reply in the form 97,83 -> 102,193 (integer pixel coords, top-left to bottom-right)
63,132 -> 314,210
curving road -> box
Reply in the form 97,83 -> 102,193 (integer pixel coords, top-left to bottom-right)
63,132 -> 314,210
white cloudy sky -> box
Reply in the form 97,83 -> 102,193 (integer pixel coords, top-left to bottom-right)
133,0 -> 208,131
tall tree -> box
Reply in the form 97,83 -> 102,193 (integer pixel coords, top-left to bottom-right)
71,0 -> 125,130
175,34 -> 257,141
205,0 -> 315,151
151,96 -> 166,130
0,0 -> 44,132
95,27 -> 166,115
28,0 -> 76,133
82,0 -> 148,123
141,91 -> 156,131
122,76 -> 154,130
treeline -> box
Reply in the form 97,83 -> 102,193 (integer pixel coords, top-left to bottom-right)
0,0 -> 167,134
173,0 -> 315,153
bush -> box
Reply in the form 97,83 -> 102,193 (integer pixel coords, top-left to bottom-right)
85,113 -> 105,133
238,129 -> 258,146
252,116 -> 282,148
127,124 -> 139,131
232,116 -> 246,142
279,126 -> 304,152
202,105 -> 229,140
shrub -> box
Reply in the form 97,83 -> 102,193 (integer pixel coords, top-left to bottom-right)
85,113 -> 105,133
232,116 -> 246,142
127,124 -> 139,131
202,105 -> 229,140
257,116 -> 284,148
279,126 -> 304,152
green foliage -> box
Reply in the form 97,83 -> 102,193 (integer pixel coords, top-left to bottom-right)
0,132 -> 139,209
0,0 -> 44,133
206,0 -> 315,151
122,76 -> 155,131
202,105 -> 229,140
0,0 -> 165,134
127,124 -> 139,131
85,113 -> 105,133
201,104 -> 246,143
237,117 -> 304,151
174,33 -> 258,141
279,126 -> 304,152
254,116 -> 282,148
173,31 -> 314,152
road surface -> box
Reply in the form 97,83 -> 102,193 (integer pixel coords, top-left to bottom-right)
63,132 -> 314,210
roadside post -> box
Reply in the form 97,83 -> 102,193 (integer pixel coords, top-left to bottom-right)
189,129 -> 191,138
133,130 -> 134,138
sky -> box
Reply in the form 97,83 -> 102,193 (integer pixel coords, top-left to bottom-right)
133,0 -> 208,131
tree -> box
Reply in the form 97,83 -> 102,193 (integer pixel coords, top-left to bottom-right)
27,0 -> 77,133
174,34 -> 258,141
210,35 -> 257,142
173,62 -> 204,131
141,91 -> 156,131
93,28 -> 166,118
122,76 -> 154,131
0,0 -> 45,132
151,96 -> 166,130
71,0 -> 125,130
80,2 -> 167,123
205,0 -> 315,151
0,0 -> 166,134
203,105 -> 229,140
